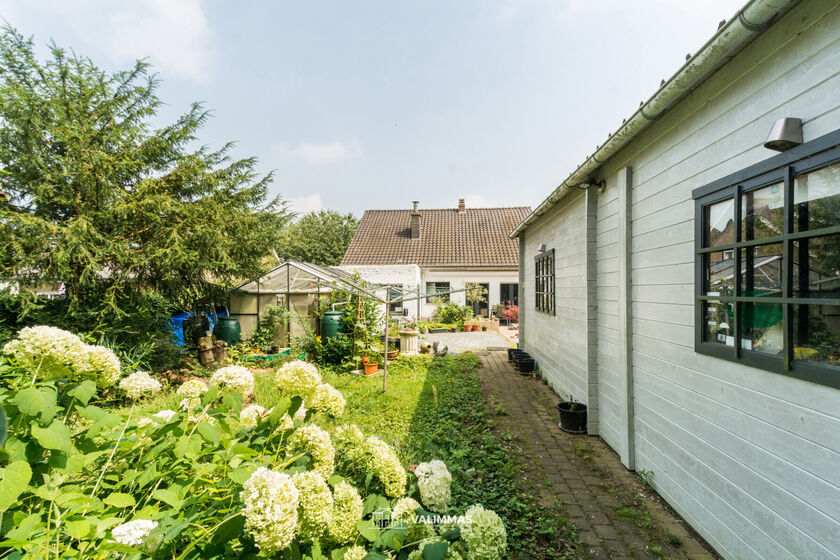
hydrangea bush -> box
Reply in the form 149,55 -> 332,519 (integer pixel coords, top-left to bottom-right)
0,326 -> 508,560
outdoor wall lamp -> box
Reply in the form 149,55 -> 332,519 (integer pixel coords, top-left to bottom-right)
537,243 -> 547,253
764,117 -> 803,151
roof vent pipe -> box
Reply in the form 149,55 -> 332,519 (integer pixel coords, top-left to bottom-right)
412,200 -> 419,211
458,198 -> 466,213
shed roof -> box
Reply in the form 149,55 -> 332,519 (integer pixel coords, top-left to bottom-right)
341,206 -> 531,267
235,261 -> 352,294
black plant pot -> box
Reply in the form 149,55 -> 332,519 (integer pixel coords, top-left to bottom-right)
510,350 -> 528,363
557,402 -> 587,434
507,348 -> 517,360
517,358 -> 535,373
513,352 -> 530,365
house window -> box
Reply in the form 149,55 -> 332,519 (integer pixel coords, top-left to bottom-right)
426,282 -> 450,303
500,283 -> 519,306
535,249 -> 555,314
693,128 -> 840,389
388,286 -> 403,313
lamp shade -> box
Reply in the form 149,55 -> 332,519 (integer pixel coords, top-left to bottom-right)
764,118 -> 803,152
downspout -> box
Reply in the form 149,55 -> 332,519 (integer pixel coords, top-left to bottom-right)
510,0 -> 798,239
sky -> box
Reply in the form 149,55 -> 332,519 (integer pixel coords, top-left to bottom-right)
0,0 -> 746,216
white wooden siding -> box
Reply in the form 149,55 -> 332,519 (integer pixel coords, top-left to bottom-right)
521,190 -> 591,405
520,1 -> 840,558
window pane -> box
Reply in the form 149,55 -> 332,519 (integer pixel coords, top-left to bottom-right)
793,303 -> 840,367
794,162 -> 840,232
704,301 -> 734,346
704,251 -> 735,296
740,243 -> 783,297
704,198 -> 734,247
792,234 -> 840,298
740,302 -> 784,355
741,183 -> 784,241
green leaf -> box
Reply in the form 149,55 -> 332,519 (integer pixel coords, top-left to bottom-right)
47,451 -> 85,474
228,467 -> 252,485
0,406 -> 7,448
356,519 -> 379,542
439,526 -> 461,541
421,541 -> 448,560
152,488 -> 184,509
31,420 -> 72,452
201,385 -> 220,405
210,514 -> 245,544
67,380 -> 98,406
0,461 -> 31,511
197,422 -> 220,445
65,518 -> 91,539
14,387 -> 46,417
104,492 -> 136,508
221,392 -> 243,414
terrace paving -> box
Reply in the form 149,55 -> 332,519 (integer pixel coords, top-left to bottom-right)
477,351 -> 720,560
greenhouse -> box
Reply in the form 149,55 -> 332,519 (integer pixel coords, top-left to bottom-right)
230,260 -> 362,342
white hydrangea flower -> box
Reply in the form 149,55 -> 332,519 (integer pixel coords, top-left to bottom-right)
118,371 -> 162,400
365,438 -> 407,498
81,344 -> 122,388
460,505 -> 507,560
287,425 -> 335,477
292,471 -> 333,541
176,378 -> 208,399
333,425 -> 406,498
329,481 -> 363,543
240,404 -> 270,428
179,397 -> 201,411
278,414 -> 294,432
275,360 -> 321,397
415,460 -> 452,512
293,405 -> 307,421
111,519 -> 158,547
344,545 -> 368,560
187,410 -> 216,425
309,383 -> 346,417
209,365 -> 254,396
240,467 -> 299,554
391,497 -> 421,524
137,409 -> 177,428
2,325 -> 88,379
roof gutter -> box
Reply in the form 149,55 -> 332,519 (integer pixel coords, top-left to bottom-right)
510,0 -> 799,238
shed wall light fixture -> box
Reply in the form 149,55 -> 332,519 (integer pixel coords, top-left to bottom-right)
537,244 -> 547,253
764,117 -> 803,152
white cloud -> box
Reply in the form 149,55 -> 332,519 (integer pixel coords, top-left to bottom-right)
1,0 -> 214,83
273,141 -> 361,165
287,193 -> 324,215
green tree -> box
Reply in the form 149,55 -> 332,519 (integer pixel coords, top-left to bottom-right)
0,27 -> 290,338
275,210 -> 358,266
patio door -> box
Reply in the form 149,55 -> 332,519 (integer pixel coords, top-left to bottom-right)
470,283 -> 490,317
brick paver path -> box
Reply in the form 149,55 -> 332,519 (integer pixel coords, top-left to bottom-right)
478,351 -> 719,560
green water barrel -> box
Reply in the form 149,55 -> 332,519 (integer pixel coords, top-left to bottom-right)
321,311 -> 345,340
213,316 -> 242,344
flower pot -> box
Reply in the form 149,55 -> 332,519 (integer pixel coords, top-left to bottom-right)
387,350 -> 399,360
517,358 -> 535,373
510,350 -> 527,362
557,402 -> 588,434
507,348 -> 518,360
364,362 -> 379,376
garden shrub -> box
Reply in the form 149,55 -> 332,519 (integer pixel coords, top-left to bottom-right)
434,302 -> 474,325
0,325 -> 508,559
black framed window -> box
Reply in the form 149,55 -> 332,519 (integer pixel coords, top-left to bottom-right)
426,282 -> 450,303
388,286 -> 403,313
693,128 -> 840,389
500,283 -> 519,306
535,249 -> 555,314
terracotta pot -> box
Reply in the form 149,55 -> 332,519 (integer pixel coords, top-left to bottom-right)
364,362 -> 379,376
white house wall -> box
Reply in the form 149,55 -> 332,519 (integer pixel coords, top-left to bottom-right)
520,1 -> 840,558
336,265 -> 519,320
420,268 -> 520,319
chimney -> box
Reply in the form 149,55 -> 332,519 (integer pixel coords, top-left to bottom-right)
410,201 -> 421,240
458,198 -> 466,213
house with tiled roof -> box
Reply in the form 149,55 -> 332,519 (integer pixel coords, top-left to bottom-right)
339,199 -> 530,319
